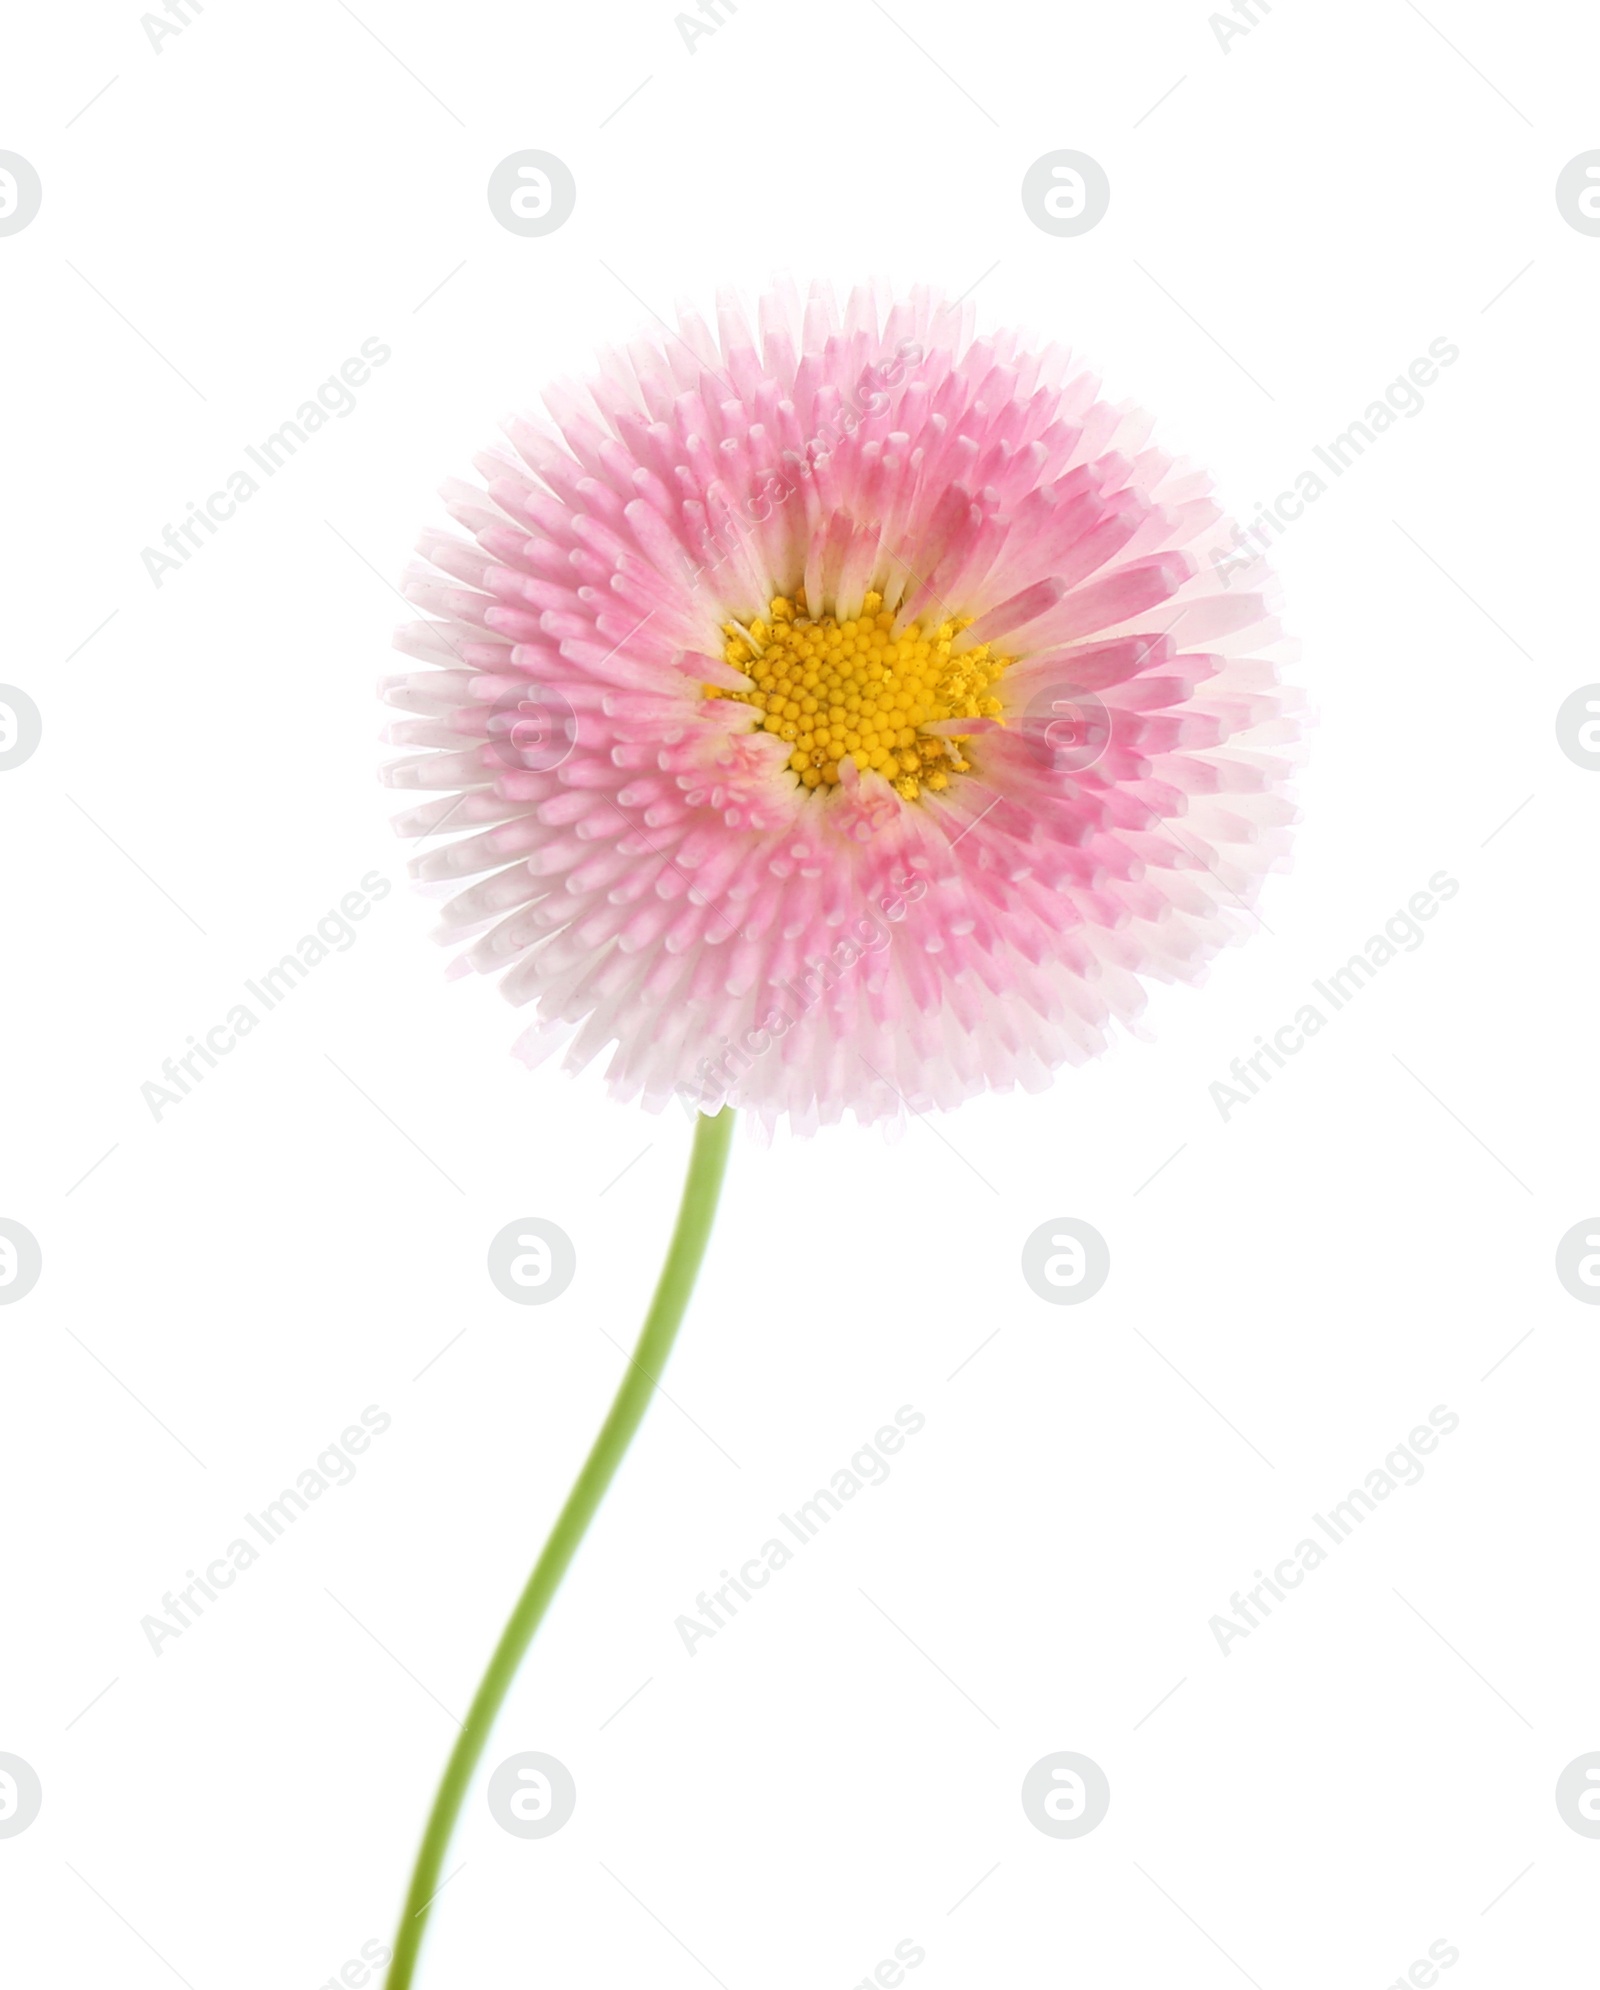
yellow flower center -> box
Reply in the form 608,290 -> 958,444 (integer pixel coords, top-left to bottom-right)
709,590 -> 1010,801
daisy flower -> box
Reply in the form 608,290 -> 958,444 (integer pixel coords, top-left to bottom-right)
382,278 -> 1299,1133
374,281 -> 1299,1989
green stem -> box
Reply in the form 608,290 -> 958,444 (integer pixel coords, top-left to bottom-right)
383,1107 -> 736,1990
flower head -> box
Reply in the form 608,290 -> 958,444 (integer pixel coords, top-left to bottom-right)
381,280 -> 1300,1131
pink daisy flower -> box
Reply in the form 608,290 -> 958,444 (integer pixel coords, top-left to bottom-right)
381,279 -> 1300,1131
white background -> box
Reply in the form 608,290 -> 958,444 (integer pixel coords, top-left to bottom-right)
3,0 -> 1598,1984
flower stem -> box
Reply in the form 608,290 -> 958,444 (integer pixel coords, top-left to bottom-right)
383,1106 -> 736,1990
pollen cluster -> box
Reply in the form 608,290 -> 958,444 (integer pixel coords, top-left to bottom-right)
710,591 -> 1010,801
